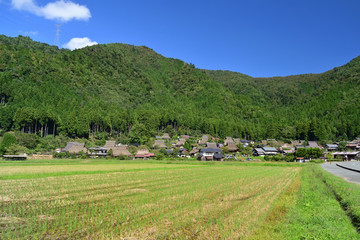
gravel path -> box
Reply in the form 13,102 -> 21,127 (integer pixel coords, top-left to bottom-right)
321,162 -> 360,185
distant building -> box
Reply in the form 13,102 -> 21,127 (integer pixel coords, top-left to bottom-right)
62,142 -> 86,154
224,137 -> 235,146
199,135 -> 209,145
135,149 -> 154,159
206,142 -> 217,149
153,140 -> 167,148
253,147 -> 279,156
176,138 -> 186,147
227,142 -> 238,152
104,141 -> 132,157
88,146 -> 108,158
161,133 -> 171,140
332,151 -> 359,160
306,141 -> 320,149
199,148 -> 224,161
325,144 -> 338,151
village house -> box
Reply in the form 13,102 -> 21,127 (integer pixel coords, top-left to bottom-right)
104,141 -> 132,157
325,144 -> 338,151
88,146 -> 108,158
179,148 -> 189,158
306,141 -> 321,149
199,135 -> 209,145
206,142 -> 217,148
224,137 -> 235,146
253,148 -> 265,157
190,147 -> 199,157
176,138 -> 186,147
227,142 -> 238,152
62,142 -> 87,154
135,149 -> 155,159
239,139 -> 252,147
161,133 -> 171,140
253,147 -> 279,156
198,148 -> 224,161
153,140 -> 167,148
332,151 -> 360,161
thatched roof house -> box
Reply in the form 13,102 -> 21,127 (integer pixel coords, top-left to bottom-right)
199,135 -> 209,145
190,148 -> 199,156
112,146 -> 132,157
104,141 -> 116,149
135,149 -> 154,159
206,142 -> 217,148
103,141 -> 132,157
307,141 -> 320,149
161,133 -> 171,140
153,140 -> 167,148
224,137 -> 234,146
62,142 -> 86,154
227,142 -> 238,152
176,138 -> 186,147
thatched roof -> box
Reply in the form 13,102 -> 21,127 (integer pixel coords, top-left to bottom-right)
112,147 -> 132,157
227,142 -> 238,152
161,133 -> 171,140
307,141 -> 320,148
199,135 -> 209,144
224,137 -> 234,146
206,142 -> 217,148
153,140 -> 166,148
104,141 -> 116,148
190,148 -> 199,155
136,149 -> 150,155
176,138 -> 186,147
62,142 -> 86,154
135,149 -> 154,158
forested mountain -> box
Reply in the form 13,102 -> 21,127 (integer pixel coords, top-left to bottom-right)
0,35 -> 359,141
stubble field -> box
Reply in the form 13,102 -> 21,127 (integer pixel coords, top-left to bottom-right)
1,160 -> 359,239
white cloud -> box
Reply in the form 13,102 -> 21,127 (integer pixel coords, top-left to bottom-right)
11,0 -> 91,22
63,37 -> 98,50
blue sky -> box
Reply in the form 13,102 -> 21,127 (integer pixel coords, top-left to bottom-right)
1,0 -> 360,77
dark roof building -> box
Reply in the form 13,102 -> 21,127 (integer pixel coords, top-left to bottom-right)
325,144 -> 338,151
199,148 -> 224,161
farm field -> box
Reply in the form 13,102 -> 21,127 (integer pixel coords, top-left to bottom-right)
1,160 -> 359,239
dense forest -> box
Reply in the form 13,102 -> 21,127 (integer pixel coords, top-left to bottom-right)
0,35 -> 359,142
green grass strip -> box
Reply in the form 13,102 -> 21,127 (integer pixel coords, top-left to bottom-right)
248,165 -> 359,239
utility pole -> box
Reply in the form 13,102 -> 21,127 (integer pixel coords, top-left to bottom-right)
55,24 -> 61,47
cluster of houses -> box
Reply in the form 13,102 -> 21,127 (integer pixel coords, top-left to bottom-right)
254,139 -> 360,161
55,134 -> 360,161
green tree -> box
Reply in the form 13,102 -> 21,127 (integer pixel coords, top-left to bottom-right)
0,133 -> 17,155
5,144 -> 29,155
129,123 -> 150,144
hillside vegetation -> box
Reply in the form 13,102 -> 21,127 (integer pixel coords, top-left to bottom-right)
0,35 -> 359,141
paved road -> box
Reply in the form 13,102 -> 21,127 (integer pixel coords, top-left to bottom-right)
321,162 -> 360,185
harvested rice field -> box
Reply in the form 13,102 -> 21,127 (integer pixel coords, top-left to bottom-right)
1,160 -> 359,239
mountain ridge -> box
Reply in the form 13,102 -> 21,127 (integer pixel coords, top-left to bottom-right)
0,35 -> 359,141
